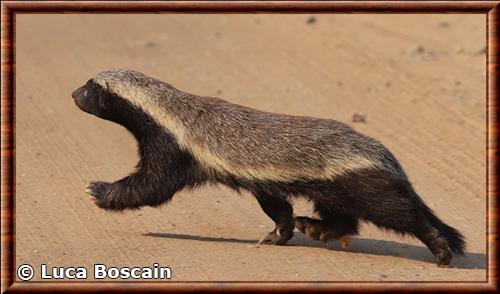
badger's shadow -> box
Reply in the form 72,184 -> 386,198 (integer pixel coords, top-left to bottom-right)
289,233 -> 486,270
144,232 -> 485,270
144,232 -> 256,245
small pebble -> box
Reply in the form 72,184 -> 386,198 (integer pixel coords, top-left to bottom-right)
305,15 -> 316,24
352,112 -> 366,123
406,44 -> 425,55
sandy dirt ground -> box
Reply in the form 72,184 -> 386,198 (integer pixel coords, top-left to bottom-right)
15,14 -> 486,282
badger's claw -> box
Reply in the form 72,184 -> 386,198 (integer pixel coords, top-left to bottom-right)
339,235 -> 350,249
86,181 -> 110,198
295,216 -> 332,242
258,228 -> 292,245
86,181 -> 111,204
295,216 -> 351,248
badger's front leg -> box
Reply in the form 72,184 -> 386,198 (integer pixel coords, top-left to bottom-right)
86,169 -> 177,211
254,192 -> 294,245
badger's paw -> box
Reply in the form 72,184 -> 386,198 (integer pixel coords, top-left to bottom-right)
295,216 -> 333,242
258,228 -> 293,246
339,235 -> 350,250
86,181 -> 111,208
86,181 -> 110,199
432,237 -> 453,267
294,216 -> 350,249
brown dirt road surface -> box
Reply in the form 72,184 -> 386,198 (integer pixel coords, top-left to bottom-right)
15,14 -> 486,281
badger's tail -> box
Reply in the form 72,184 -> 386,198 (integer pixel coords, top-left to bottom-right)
409,191 -> 466,255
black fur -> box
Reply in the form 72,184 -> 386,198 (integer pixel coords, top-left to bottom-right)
73,78 -> 465,266
75,81 -> 206,210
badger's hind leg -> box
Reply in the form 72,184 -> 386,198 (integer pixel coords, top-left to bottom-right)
295,203 -> 359,249
358,187 -> 454,266
253,192 -> 294,245
368,208 -> 453,266
412,216 -> 453,267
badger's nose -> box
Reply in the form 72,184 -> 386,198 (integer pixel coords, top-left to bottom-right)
72,86 -> 87,100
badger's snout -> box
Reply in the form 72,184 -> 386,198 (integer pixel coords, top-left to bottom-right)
72,86 -> 87,101
72,85 -> 95,115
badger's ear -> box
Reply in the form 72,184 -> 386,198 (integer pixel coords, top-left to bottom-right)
104,81 -> 111,91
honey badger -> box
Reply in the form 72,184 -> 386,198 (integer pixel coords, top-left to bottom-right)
72,69 -> 465,266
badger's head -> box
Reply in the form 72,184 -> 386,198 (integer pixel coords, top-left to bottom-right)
72,69 -> 162,128
73,69 -> 185,140
72,79 -> 117,120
